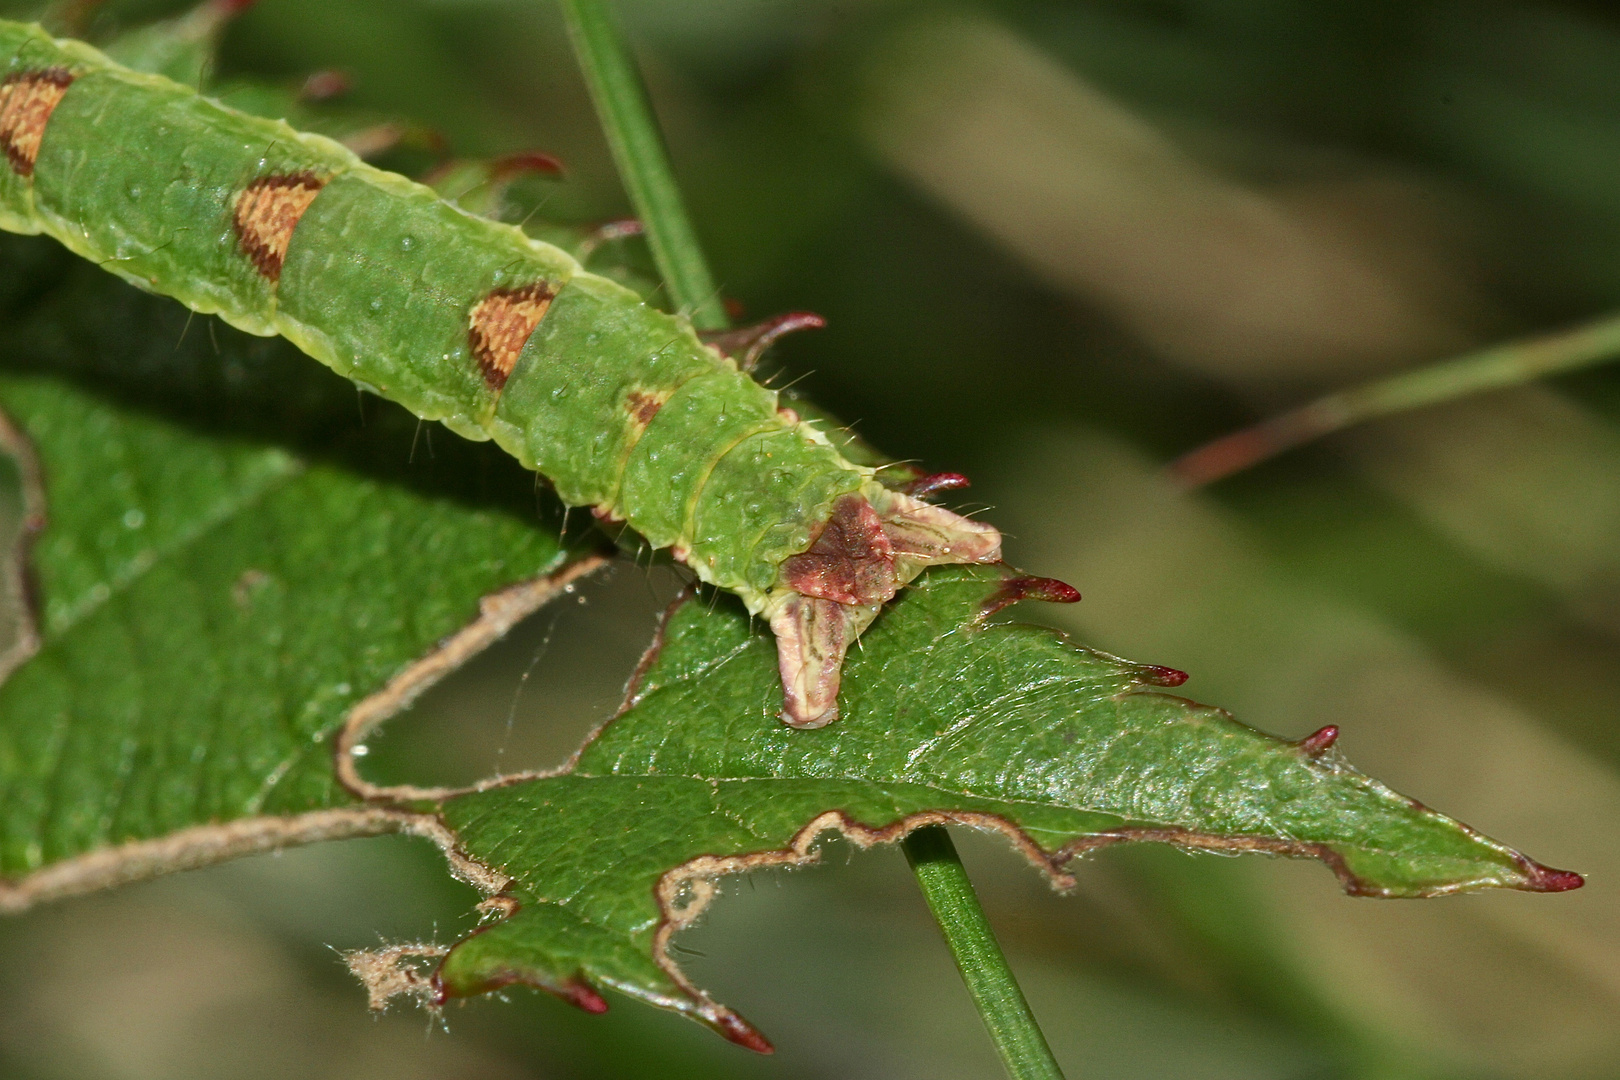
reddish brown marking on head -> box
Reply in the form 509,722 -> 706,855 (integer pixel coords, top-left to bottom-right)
904,472 -> 972,499
1298,724 -> 1339,755
626,389 -> 666,427
233,173 -> 326,281
0,68 -> 74,177
469,284 -> 555,390
781,495 -> 897,606
978,574 -> 1081,620
1137,664 -> 1189,688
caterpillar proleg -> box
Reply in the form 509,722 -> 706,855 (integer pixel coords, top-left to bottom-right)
0,19 -> 1002,727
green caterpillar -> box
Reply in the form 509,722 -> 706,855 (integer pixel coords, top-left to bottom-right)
0,18 -> 1002,728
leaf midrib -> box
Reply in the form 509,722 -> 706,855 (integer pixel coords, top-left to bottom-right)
41,452 -> 304,641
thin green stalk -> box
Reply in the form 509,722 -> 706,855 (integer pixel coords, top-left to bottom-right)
1169,310 -> 1620,488
904,826 -> 1067,1080
559,5 -> 1063,1075
558,0 -> 728,331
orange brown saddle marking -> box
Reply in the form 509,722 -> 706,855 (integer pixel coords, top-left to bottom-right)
625,388 -> 670,427
0,67 -> 74,177
469,284 -> 555,391
233,173 -> 326,281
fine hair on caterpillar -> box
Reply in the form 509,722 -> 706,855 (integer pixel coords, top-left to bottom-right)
0,19 -> 1009,727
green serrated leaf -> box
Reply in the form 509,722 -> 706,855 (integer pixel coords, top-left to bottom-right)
434,564 -> 1578,1048
0,234 -> 585,875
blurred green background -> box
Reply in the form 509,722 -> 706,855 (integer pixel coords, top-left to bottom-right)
0,0 -> 1617,1076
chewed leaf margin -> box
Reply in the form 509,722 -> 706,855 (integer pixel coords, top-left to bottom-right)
427,784 -> 1583,1052
0,550 -> 610,912
410,567 -> 1582,1051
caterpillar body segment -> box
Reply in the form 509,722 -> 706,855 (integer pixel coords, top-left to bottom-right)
0,20 -> 1003,727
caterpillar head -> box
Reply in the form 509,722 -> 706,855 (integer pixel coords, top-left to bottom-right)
767,488 -> 1002,728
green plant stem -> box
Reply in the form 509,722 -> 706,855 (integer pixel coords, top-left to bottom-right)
559,4 -> 1063,1073
1169,310 -> 1620,488
903,826 -> 1067,1080
557,0 -> 728,331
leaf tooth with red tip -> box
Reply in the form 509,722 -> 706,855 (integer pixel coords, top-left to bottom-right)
978,574 -> 1082,620
1297,724 -> 1340,755
431,960 -> 608,1013
1135,664 -> 1189,688
558,978 -> 610,1013
1522,862 -> 1584,893
706,1008 -> 774,1054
